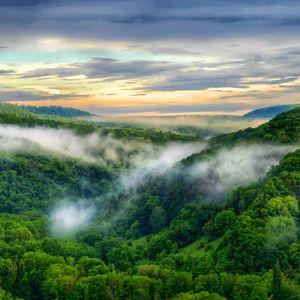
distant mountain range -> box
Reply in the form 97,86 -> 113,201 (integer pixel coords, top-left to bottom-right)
244,104 -> 298,119
20,104 -> 299,120
21,105 -> 92,118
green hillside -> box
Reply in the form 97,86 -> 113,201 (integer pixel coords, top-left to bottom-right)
211,106 -> 300,146
22,105 -> 92,118
0,152 -> 114,213
0,104 -> 97,134
0,106 -> 299,299
0,104 -> 199,144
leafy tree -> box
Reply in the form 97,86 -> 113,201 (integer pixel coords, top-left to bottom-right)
272,261 -> 282,300
107,245 -> 136,272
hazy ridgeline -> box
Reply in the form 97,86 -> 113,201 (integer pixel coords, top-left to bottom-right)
85,114 -> 267,138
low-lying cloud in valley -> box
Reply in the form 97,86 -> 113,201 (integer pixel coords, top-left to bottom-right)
50,202 -> 95,235
0,125 -> 156,165
0,123 -> 298,235
189,144 -> 298,200
0,125 -> 207,172
89,115 -> 267,137
120,142 -> 207,192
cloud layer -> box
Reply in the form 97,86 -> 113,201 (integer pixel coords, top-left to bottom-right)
0,125 -> 155,165
2,0 -> 300,113
50,201 -> 95,235
189,144 -> 298,200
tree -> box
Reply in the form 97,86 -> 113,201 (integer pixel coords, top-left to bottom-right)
77,257 -> 109,276
272,261 -> 282,300
107,245 -> 136,272
0,258 -> 17,292
150,206 -> 166,233
264,196 -> 298,218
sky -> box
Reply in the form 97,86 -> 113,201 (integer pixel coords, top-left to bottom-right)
1,0 -> 300,115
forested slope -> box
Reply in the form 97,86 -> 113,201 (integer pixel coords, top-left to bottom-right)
0,106 -> 299,299
212,106 -> 300,146
22,105 -> 92,118
0,104 -> 199,144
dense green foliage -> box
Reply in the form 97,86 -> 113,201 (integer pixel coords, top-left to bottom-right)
0,104 -> 199,144
0,104 -> 96,134
0,105 -> 300,298
0,152 -> 114,213
103,127 -> 200,144
212,106 -> 300,146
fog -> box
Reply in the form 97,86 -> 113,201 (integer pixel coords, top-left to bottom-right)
0,124 -> 208,234
50,202 -> 95,235
0,125 -> 158,165
1,124 -> 297,234
189,144 -> 298,200
120,142 -> 207,192
87,115 -> 267,136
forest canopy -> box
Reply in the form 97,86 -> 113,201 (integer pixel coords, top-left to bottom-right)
0,105 -> 299,299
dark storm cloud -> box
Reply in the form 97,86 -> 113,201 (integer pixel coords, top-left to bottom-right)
80,58 -> 181,79
21,58 -> 182,80
1,0 -> 300,42
0,70 -> 14,76
0,90 -> 79,102
0,0 -> 45,6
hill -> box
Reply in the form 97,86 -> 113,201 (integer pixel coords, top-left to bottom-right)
211,106 -> 300,146
22,105 -> 92,118
180,106 -> 300,166
0,104 -> 199,144
0,105 -> 299,299
244,104 -> 296,119
0,152 -> 114,213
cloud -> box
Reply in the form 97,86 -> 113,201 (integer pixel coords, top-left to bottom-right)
188,143 -> 298,200
0,70 -> 13,76
147,73 -> 244,91
0,0 -> 46,6
0,90 -> 78,102
15,45 -> 300,94
94,114 -> 266,134
0,123 -> 209,234
81,58 -> 180,79
21,58 -> 181,81
120,142 -> 206,193
87,103 -> 254,115
2,0 -> 300,46
0,125 -> 201,169
50,201 -> 95,235
1,120 -> 297,235
0,125 -> 149,165
2,0 -> 300,110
